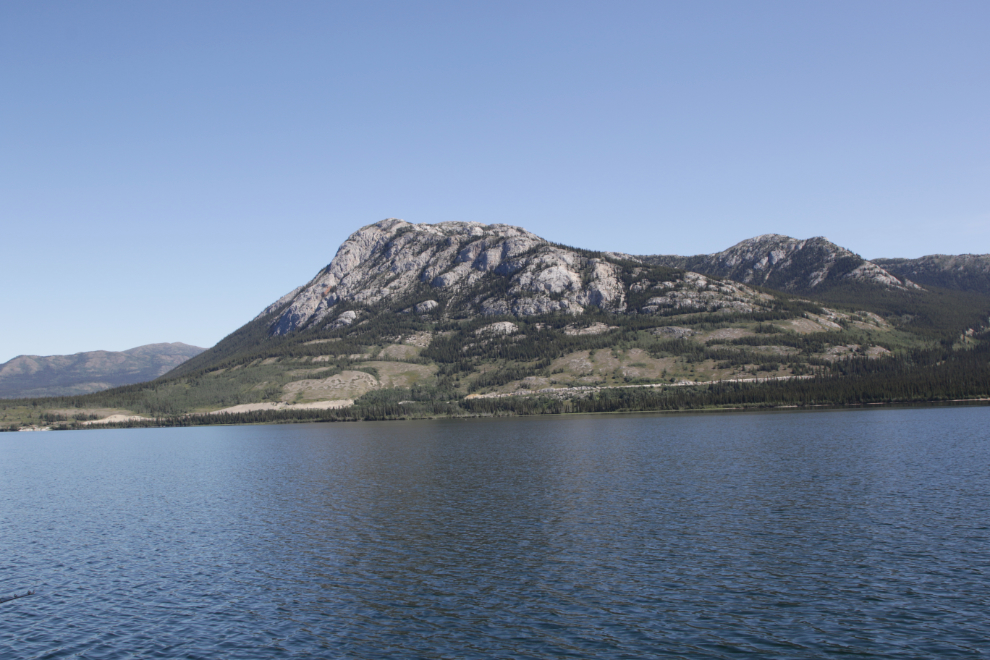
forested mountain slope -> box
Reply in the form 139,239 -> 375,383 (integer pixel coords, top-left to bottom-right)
874,254 -> 990,296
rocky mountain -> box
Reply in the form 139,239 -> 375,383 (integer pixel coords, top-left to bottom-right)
874,254 -> 990,296
6,218 -> 990,430
639,234 -> 918,293
0,343 -> 205,399
259,219 -> 779,337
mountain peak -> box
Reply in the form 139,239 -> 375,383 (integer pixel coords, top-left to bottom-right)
262,219 -> 614,335
256,221 -> 931,339
642,234 -> 916,292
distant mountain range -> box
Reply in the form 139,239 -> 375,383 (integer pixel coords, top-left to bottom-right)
0,343 -> 205,399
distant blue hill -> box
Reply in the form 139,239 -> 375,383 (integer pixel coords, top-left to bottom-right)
0,343 -> 206,398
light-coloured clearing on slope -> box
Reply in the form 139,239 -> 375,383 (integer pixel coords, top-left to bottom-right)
378,344 -> 420,359
286,366 -> 338,378
210,400 -> 353,415
402,332 -> 433,347
747,345 -> 800,356
311,352 -> 370,362
850,311 -> 891,331
357,361 -> 436,388
81,414 -> 148,426
490,346 -> 800,395
563,322 -> 617,336
786,317 -> 839,334
51,407 -> 133,419
549,348 -> 676,382
467,374 -> 814,400
699,327 -> 754,342
281,370 -> 379,402
818,344 -> 893,361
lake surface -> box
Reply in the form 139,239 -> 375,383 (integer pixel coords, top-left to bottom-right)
2,407 -> 989,658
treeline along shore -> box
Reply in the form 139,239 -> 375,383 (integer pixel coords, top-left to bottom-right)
7,331 -> 989,431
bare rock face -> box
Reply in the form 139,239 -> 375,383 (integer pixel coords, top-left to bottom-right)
261,219 -> 634,335
638,272 -> 770,314
650,326 -> 695,339
564,322 -> 617,336
329,311 -> 358,329
475,321 -> 519,336
255,220 -> 932,338
642,234 -> 916,292
400,300 -> 439,315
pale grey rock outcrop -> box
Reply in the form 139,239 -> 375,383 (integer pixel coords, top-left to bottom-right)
400,300 -> 439,314
639,272 -> 770,314
261,219 -> 637,335
329,311 -> 358,329
256,220 -> 934,339
651,326 -> 695,339
564,323 -> 618,336
641,234 -> 917,292
475,321 -> 519,336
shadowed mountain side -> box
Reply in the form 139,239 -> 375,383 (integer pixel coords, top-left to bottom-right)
874,254 -> 990,296
0,343 -> 206,398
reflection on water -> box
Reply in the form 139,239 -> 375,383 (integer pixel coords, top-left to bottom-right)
2,407 -> 989,658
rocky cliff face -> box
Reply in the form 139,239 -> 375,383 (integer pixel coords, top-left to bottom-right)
642,234 -> 918,292
259,219 -> 778,336
0,343 -> 205,399
874,254 -> 990,295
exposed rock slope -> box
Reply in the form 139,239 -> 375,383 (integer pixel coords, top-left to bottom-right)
0,343 -> 205,399
260,219 -> 776,336
641,234 -> 917,292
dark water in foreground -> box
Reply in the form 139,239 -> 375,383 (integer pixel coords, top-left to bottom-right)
2,407 -> 989,659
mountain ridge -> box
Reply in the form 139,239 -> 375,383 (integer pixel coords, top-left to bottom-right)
0,342 -> 206,399
637,234 -> 918,293
874,254 -> 990,295
256,220 -> 920,341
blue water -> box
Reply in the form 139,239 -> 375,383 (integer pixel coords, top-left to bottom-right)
2,407 -> 989,658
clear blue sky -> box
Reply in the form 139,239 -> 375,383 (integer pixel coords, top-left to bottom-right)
2,1 -> 987,362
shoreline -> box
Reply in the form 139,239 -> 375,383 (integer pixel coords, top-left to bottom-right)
14,395 -> 990,432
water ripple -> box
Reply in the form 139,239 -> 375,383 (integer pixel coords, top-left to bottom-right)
2,407 -> 989,658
